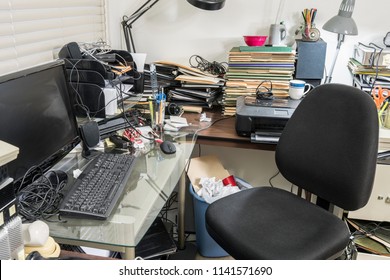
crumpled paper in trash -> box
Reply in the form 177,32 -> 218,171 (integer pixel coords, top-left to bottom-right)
196,177 -> 240,204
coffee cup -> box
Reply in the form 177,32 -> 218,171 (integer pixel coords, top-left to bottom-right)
288,80 -> 313,100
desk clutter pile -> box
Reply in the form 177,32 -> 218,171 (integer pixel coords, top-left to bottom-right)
142,60 -> 226,111
222,46 -> 296,116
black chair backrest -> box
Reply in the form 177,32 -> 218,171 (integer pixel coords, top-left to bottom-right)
276,84 -> 378,211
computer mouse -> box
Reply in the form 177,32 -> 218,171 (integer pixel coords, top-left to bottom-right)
160,141 -> 176,154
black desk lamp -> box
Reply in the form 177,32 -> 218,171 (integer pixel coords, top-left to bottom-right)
187,0 -> 225,10
122,0 -> 226,53
322,0 -> 358,83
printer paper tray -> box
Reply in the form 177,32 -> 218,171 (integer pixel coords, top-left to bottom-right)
250,131 -> 281,144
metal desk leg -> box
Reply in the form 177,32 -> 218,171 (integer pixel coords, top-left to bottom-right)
178,172 -> 186,250
123,247 -> 135,260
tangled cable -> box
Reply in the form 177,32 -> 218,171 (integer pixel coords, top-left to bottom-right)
189,55 -> 227,76
17,170 -> 67,222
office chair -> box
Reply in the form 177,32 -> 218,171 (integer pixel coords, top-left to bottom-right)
205,83 -> 379,259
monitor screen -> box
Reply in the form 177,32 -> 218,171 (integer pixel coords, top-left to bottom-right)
0,61 -> 80,188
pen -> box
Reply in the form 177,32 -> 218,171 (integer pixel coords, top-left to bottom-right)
311,8 -> 317,24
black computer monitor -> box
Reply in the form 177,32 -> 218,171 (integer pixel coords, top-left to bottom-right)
0,61 -> 80,189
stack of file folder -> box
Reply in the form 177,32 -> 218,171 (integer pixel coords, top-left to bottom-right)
348,58 -> 390,77
349,58 -> 390,93
142,63 -> 181,101
143,61 -> 225,109
223,46 -> 296,116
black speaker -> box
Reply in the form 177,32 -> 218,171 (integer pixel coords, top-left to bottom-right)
79,121 -> 100,158
294,39 -> 327,86
58,42 -> 83,60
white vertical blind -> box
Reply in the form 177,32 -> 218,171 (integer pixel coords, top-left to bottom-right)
0,0 -> 106,75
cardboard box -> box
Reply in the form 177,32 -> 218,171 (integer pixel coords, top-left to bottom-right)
186,155 -> 230,193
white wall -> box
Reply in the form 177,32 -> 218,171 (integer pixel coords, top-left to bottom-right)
106,0 -> 390,85
105,0 -> 389,187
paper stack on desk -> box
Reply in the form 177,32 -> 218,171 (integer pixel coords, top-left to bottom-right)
222,46 -> 295,116
0,140 -> 19,167
154,61 -> 225,109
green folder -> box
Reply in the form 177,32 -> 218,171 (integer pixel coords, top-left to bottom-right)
239,46 -> 293,52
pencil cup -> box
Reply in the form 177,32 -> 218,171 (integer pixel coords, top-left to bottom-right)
150,93 -> 166,131
302,24 -> 320,42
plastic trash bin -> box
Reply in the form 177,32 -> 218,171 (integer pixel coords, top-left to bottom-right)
189,183 -> 229,257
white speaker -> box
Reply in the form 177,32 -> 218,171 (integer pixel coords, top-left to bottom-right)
5,216 -> 24,260
0,227 -> 11,260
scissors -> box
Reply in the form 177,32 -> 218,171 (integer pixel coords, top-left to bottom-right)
372,86 -> 389,109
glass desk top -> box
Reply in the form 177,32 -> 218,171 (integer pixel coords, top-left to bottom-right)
48,130 -> 197,250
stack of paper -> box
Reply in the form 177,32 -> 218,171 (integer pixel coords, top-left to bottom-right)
223,46 -> 296,116
155,61 -> 225,109
0,140 -> 19,167
348,58 -> 390,77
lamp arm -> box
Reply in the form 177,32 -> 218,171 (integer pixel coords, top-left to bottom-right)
325,33 -> 345,83
121,0 -> 160,52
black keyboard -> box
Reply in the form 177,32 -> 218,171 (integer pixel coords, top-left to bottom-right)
59,152 -> 136,220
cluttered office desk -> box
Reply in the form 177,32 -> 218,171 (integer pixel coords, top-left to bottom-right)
47,131 -> 196,259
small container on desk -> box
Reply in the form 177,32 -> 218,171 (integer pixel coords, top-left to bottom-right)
302,23 -> 320,42
149,91 -> 166,132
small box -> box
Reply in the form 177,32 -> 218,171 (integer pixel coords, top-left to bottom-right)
295,39 -> 327,86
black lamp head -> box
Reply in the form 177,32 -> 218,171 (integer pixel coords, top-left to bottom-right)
186,0 -> 225,10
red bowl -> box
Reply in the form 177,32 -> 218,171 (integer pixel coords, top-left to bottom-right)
243,36 -> 267,46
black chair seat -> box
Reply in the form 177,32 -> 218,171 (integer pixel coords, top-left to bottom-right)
205,84 -> 378,260
206,187 -> 350,260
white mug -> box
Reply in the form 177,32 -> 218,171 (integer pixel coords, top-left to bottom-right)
289,80 -> 313,100
268,24 -> 286,46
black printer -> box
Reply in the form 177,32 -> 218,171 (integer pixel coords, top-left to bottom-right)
235,95 -> 301,144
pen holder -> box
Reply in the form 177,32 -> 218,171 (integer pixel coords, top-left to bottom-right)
301,24 -> 320,42
149,94 -> 166,131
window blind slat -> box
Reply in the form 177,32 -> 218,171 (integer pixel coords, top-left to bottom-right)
9,0 -> 101,9
0,36 -> 16,49
0,0 -> 105,76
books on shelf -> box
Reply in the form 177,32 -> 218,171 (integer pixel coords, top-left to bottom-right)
222,46 -> 296,116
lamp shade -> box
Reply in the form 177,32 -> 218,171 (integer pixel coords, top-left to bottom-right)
323,0 -> 358,35
186,0 -> 225,10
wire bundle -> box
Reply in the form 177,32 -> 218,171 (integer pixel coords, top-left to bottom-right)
17,171 -> 67,222
189,55 -> 227,76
